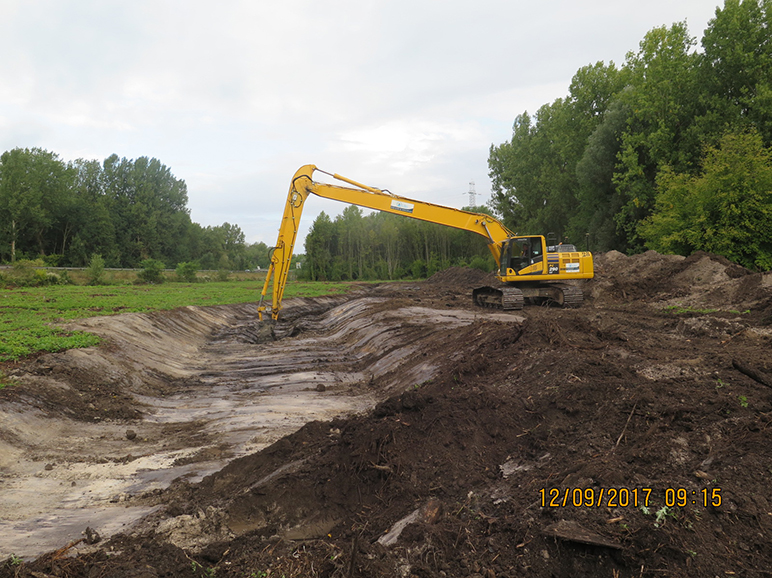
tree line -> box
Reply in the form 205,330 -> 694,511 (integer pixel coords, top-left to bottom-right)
0,149 -> 271,270
301,205 -> 496,281
488,0 -> 772,271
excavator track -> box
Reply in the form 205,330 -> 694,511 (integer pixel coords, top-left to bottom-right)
472,286 -> 524,310
501,287 -> 525,310
557,284 -> 583,307
473,284 -> 583,310
521,283 -> 584,307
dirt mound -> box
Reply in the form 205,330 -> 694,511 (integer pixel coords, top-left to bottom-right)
172,303 -> 770,576
4,257 -> 772,578
425,266 -> 494,288
589,250 -> 770,315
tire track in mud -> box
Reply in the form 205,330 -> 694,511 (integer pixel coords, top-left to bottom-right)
0,295 -> 521,559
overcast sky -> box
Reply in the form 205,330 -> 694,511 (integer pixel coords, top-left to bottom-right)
1,0 -> 721,250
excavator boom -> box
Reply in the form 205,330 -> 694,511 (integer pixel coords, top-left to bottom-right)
258,165 -> 593,320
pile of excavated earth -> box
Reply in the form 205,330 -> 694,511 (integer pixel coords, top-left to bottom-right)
1,250 -> 771,578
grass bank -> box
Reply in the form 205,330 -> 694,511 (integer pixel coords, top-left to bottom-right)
0,281 -> 353,363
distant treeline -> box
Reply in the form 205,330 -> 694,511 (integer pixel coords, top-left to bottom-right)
301,206 -> 496,281
488,0 -> 772,271
0,149 -> 271,270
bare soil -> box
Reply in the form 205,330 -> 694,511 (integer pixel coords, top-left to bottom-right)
2,250 -> 772,578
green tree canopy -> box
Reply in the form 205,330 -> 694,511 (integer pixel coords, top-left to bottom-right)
489,62 -> 627,240
699,0 -> 772,143
302,206 -> 496,282
0,148 -> 75,262
0,150 -> 251,269
641,129 -> 772,270
613,22 -> 703,251
488,0 -> 772,269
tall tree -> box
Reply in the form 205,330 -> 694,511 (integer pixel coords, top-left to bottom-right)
488,112 -> 536,232
0,148 -> 74,262
244,241 -> 271,270
103,155 -> 191,266
699,0 -> 772,144
571,100 -> 630,250
304,212 -> 337,281
65,159 -> 118,266
613,22 -> 702,250
372,212 -> 401,279
337,205 -> 363,279
489,62 -> 627,241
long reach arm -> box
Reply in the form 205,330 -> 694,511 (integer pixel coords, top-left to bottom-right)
258,165 -> 515,320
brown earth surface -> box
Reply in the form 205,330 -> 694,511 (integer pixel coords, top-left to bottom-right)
2,250 -> 772,577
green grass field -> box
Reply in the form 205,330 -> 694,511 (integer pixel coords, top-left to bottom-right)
0,281 -> 353,364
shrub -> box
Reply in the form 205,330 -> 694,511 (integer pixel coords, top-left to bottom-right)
469,255 -> 493,272
86,254 -> 107,285
44,271 -> 62,285
56,270 -> 73,285
8,260 -> 68,286
175,261 -> 200,282
410,259 -> 427,279
43,254 -> 63,267
137,259 -> 166,284
13,258 -> 44,273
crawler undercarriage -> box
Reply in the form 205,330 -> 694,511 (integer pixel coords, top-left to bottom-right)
472,283 -> 583,310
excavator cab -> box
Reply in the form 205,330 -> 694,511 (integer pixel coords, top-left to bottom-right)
499,237 -> 545,275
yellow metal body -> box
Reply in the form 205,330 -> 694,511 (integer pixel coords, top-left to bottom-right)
496,235 -> 594,283
258,165 -> 594,320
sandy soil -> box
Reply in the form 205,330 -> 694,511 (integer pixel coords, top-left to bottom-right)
1,250 -> 771,577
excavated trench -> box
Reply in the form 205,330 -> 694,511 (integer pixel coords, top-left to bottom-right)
0,294 -> 521,559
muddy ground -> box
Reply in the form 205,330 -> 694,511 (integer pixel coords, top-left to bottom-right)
1,250 -> 772,577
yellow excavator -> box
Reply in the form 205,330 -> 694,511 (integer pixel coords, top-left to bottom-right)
258,165 -> 594,321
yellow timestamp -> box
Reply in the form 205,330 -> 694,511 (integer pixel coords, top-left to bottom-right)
539,487 -> 722,508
